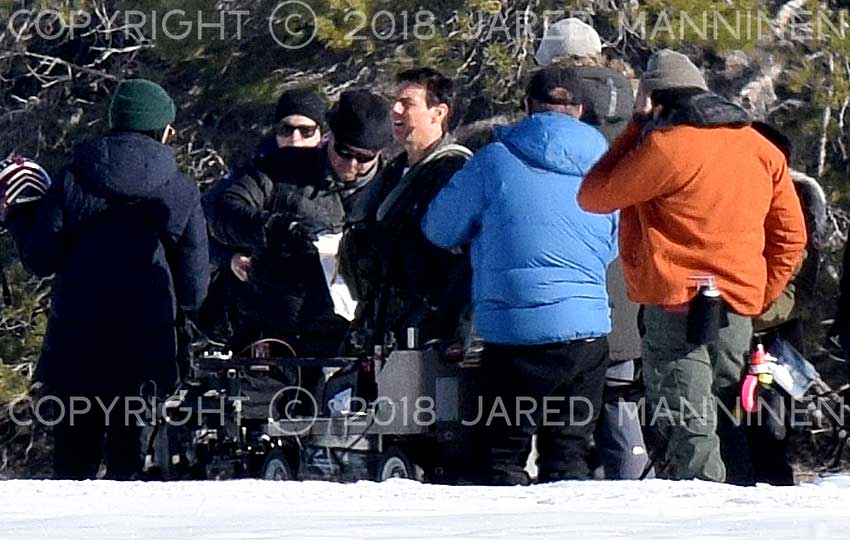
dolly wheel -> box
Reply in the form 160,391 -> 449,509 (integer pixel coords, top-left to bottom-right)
262,449 -> 296,481
376,448 -> 416,481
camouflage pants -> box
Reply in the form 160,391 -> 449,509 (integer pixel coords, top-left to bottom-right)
642,306 -> 752,482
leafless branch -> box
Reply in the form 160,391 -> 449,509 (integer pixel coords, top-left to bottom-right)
817,54 -> 835,178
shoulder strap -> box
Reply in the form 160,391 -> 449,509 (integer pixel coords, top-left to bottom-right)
376,144 -> 472,222
605,76 -> 619,118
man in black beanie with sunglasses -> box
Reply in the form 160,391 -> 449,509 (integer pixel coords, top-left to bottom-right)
272,87 -> 328,148
209,89 -> 392,355
199,87 -> 329,342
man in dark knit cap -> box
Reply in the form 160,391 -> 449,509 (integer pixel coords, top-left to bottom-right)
198,87 -> 329,341
579,49 -> 806,483
209,89 -> 392,355
14,78 -> 209,480
273,87 -> 328,148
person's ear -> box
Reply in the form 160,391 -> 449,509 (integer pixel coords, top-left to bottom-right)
433,103 -> 449,125
634,86 -> 653,115
574,104 -> 584,119
161,124 -> 176,145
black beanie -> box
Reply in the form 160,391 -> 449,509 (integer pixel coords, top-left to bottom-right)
274,87 -> 328,129
328,90 -> 393,152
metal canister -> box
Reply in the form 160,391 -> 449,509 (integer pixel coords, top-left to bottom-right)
686,277 -> 725,345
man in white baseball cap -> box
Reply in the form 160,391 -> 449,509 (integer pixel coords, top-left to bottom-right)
535,17 -> 603,66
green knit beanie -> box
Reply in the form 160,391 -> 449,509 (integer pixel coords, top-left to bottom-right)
109,79 -> 176,132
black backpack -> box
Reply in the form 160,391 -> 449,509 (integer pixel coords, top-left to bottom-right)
573,65 -> 635,143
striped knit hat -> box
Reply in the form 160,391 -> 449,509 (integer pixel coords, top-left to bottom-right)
0,156 -> 51,222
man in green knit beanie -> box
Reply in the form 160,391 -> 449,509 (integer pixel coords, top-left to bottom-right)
16,77 -> 209,480
109,78 -> 177,142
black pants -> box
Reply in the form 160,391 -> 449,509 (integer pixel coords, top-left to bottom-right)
723,321 -> 800,486
745,385 -> 794,486
52,395 -> 143,480
475,338 -> 609,485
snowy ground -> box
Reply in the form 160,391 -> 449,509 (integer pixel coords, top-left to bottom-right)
2,478 -> 850,540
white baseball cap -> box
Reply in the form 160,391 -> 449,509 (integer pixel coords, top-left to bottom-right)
535,18 -> 603,66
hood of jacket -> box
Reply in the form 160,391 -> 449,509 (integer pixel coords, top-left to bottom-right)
649,92 -> 751,132
71,132 -> 178,200
495,112 -> 608,177
791,169 -> 828,247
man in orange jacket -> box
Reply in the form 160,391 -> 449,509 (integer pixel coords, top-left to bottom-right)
578,49 -> 807,482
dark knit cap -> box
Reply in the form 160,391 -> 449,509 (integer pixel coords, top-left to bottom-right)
640,49 -> 708,93
109,79 -> 176,132
526,66 -> 585,105
274,87 -> 329,129
328,90 -> 393,151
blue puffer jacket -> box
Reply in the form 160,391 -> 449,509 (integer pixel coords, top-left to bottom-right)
422,112 -> 617,345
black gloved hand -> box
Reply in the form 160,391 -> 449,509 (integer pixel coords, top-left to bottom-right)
289,219 -> 323,243
264,212 -> 324,247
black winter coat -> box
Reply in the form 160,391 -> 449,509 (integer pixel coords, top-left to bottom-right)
17,133 -> 209,396
339,138 -> 472,344
203,138 -> 278,270
209,143 -> 376,343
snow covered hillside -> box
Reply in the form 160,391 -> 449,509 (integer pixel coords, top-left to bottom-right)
2,477 -> 850,540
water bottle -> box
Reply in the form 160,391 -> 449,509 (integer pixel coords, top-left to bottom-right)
686,275 -> 726,345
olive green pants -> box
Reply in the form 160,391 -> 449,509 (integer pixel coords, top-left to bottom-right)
642,306 -> 752,482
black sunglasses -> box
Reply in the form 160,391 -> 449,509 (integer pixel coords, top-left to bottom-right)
334,142 -> 378,164
276,123 -> 319,138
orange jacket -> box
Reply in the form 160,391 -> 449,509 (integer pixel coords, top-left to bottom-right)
578,121 -> 807,316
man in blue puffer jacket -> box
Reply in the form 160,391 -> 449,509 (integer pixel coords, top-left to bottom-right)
423,66 -> 617,485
